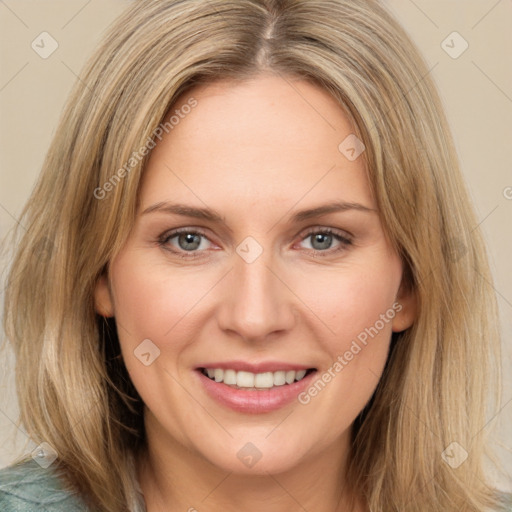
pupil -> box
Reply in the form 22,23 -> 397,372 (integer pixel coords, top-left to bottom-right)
180,233 -> 200,250
313,233 -> 331,250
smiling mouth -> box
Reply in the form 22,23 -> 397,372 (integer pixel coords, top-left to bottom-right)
199,367 -> 317,390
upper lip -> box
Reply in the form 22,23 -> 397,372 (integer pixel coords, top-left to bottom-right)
196,361 -> 315,373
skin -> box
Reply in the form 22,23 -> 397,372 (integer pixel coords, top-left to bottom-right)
95,73 -> 416,511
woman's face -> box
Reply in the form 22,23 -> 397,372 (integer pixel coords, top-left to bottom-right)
95,74 -> 415,475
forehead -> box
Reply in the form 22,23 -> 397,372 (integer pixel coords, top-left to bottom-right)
139,74 -> 374,216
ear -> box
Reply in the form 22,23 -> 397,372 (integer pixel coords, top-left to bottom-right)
94,272 -> 115,317
391,278 -> 417,333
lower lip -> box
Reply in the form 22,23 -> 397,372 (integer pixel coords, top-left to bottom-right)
196,370 -> 317,414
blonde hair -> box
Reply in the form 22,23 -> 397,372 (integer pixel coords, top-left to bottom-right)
2,0 -> 506,510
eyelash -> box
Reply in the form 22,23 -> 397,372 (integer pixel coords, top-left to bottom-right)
156,227 -> 352,260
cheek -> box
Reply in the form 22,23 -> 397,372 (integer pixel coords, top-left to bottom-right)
109,252 -> 203,344
107,252 -> 202,439
106,253 -> 201,401
293,256 -> 401,411
296,257 -> 401,347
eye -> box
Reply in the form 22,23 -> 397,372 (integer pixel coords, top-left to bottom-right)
297,228 -> 352,256
157,228 -> 213,258
157,227 -> 352,259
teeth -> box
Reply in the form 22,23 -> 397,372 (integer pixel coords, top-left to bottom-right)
285,370 -> 296,384
273,370 -> 286,386
295,369 -> 307,380
202,368 -> 311,388
223,369 -> 237,385
236,371 -> 254,388
254,372 -> 273,388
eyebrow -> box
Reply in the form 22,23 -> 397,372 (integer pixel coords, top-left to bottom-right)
141,200 -> 376,224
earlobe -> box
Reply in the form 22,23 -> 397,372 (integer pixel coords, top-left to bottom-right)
94,273 -> 115,317
392,281 -> 417,333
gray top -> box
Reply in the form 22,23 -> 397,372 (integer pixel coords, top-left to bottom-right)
1,458 -> 511,511
0,457 -> 148,512
0,458 -> 90,511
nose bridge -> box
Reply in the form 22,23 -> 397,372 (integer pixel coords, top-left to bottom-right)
217,238 -> 295,341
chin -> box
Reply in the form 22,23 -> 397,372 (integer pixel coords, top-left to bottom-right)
190,428 -> 318,477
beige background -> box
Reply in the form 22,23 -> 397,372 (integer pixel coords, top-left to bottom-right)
0,0 -> 511,487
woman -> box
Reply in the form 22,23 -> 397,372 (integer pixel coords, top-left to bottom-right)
1,0 -> 510,510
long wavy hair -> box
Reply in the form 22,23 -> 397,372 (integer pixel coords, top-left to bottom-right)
2,0 -> 506,510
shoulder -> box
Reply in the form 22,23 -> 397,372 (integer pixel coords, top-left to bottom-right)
495,491 -> 512,511
0,458 -> 89,511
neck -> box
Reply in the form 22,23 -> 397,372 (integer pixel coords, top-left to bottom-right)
137,416 -> 365,512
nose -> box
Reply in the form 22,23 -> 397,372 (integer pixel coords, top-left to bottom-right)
216,243 -> 297,343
